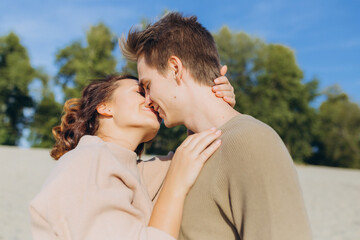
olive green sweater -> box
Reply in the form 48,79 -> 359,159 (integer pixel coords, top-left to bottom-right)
178,114 -> 312,240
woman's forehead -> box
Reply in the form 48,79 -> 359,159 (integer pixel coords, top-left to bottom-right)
117,78 -> 140,87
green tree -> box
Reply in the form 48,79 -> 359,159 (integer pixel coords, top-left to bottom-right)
213,27 -> 265,112
56,23 -> 117,99
0,32 -> 36,145
28,23 -> 117,148
307,86 -> 360,168
214,27 -> 319,162
250,44 -> 319,161
28,71 -> 62,148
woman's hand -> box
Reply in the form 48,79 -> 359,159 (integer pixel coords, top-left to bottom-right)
149,128 -> 221,238
164,127 -> 222,196
212,65 -> 236,108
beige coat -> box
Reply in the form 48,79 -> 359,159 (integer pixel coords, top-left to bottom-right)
30,135 -> 173,240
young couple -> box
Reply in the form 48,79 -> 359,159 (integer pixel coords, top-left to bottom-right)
30,12 -> 312,240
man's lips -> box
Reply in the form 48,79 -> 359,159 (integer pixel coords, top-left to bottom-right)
157,108 -> 165,120
152,105 -> 164,120
155,110 -> 162,122
144,108 -> 162,122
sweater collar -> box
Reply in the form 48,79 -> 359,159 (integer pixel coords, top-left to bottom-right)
78,135 -> 138,161
219,113 -> 251,132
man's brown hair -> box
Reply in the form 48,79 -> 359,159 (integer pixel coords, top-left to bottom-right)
120,12 -> 221,85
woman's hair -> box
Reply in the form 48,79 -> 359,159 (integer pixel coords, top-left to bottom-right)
51,74 -> 144,160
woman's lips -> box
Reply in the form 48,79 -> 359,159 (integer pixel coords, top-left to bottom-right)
144,108 -> 162,122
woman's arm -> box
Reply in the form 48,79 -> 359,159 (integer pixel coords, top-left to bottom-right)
149,128 -> 222,238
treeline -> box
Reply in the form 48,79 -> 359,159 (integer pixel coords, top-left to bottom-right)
1,22 -> 359,169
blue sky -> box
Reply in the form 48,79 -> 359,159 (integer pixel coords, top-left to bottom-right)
1,0 -> 360,104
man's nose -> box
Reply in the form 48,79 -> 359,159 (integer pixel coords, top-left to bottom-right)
145,94 -> 153,108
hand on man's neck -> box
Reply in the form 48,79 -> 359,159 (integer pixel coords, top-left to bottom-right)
183,80 -> 240,133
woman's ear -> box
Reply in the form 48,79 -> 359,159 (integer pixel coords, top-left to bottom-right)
97,103 -> 113,117
168,56 -> 184,85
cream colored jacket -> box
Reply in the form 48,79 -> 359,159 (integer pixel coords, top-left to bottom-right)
30,135 -> 173,240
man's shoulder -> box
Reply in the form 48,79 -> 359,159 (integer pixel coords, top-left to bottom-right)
215,114 -> 292,168
220,114 -> 279,144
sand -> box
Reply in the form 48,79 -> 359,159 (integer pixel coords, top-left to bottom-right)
298,165 -> 360,240
0,146 -> 359,240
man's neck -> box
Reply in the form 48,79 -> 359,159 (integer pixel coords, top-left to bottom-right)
183,85 -> 240,133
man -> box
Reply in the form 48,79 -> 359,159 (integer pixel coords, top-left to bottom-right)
121,12 -> 312,240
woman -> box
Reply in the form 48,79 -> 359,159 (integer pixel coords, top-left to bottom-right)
30,71 -> 235,240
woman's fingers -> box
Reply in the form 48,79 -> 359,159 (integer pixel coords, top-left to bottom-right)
216,91 -> 234,99
213,88 -> 236,107
213,75 -> 230,85
212,81 -> 233,92
224,96 -> 236,107
220,65 -> 227,76
167,128 -> 222,195
213,66 -> 236,108
198,139 -> 222,163
181,127 -> 216,149
212,76 -> 236,108
191,129 -> 222,157
180,133 -> 196,148
185,128 -> 217,150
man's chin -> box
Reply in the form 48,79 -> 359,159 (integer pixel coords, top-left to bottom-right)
163,118 -> 177,128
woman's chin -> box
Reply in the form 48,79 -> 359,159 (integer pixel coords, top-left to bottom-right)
142,133 -> 157,143
142,125 -> 159,143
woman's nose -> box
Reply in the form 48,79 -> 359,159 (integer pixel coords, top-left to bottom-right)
145,94 -> 153,108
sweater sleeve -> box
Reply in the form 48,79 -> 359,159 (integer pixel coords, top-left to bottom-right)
31,179 -> 175,240
30,206 -> 58,240
30,147 -> 175,240
79,186 -> 175,240
214,124 -> 312,240
137,154 -> 172,202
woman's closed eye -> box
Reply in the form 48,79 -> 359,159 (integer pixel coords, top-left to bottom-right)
137,87 -> 145,97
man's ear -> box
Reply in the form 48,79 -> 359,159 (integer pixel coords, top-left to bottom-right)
168,56 -> 184,85
97,103 -> 113,117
